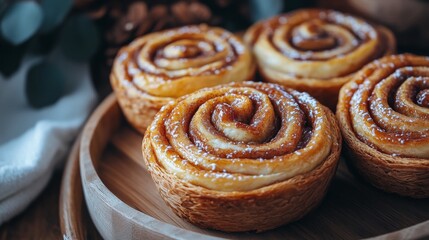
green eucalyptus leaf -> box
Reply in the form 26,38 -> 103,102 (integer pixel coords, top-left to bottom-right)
1,1 -> 43,45
59,14 -> 99,62
26,61 -> 65,108
250,0 -> 283,22
40,0 -> 72,32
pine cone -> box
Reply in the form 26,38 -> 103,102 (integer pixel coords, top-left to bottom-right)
105,2 -> 149,45
89,0 -> 250,97
171,1 -> 211,25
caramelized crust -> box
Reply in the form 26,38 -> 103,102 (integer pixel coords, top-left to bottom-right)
244,9 -> 395,110
337,54 -> 429,198
111,25 -> 255,134
143,82 -> 341,232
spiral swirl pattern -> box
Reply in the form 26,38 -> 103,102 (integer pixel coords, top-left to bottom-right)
111,25 -> 254,134
113,24 -> 254,98
245,9 -> 394,79
144,82 -> 340,192
244,9 -> 395,109
339,54 -> 429,158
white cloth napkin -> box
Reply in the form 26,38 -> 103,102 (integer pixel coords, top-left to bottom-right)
0,51 -> 97,224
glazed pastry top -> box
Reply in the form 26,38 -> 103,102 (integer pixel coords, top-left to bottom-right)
244,9 -> 395,80
145,82 -> 340,192
112,25 -> 254,98
339,54 -> 429,158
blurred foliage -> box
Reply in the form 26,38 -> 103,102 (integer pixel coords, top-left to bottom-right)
0,0 -> 99,109
40,0 -> 73,32
0,40 -> 27,77
250,0 -> 284,22
59,14 -> 99,61
0,0 -> 315,108
1,1 -> 43,45
26,61 -> 65,108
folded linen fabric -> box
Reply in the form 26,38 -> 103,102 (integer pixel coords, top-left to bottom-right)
0,51 -> 96,224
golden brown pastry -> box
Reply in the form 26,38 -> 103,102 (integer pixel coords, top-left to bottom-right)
111,25 -> 255,134
337,54 -> 429,198
244,8 -> 396,110
142,82 -> 341,232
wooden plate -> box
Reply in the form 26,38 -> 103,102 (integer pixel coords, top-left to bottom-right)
71,94 -> 429,239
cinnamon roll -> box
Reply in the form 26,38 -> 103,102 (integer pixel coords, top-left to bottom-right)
142,82 -> 341,232
244,9 -> 396,110
111,25 -> 255,134
337,54 -> 429,198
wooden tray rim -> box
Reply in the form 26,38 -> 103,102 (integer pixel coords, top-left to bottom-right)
79,94 -> 223,240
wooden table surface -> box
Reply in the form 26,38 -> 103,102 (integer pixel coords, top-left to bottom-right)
0,171 -> 101,240
0,171 -> 63,239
